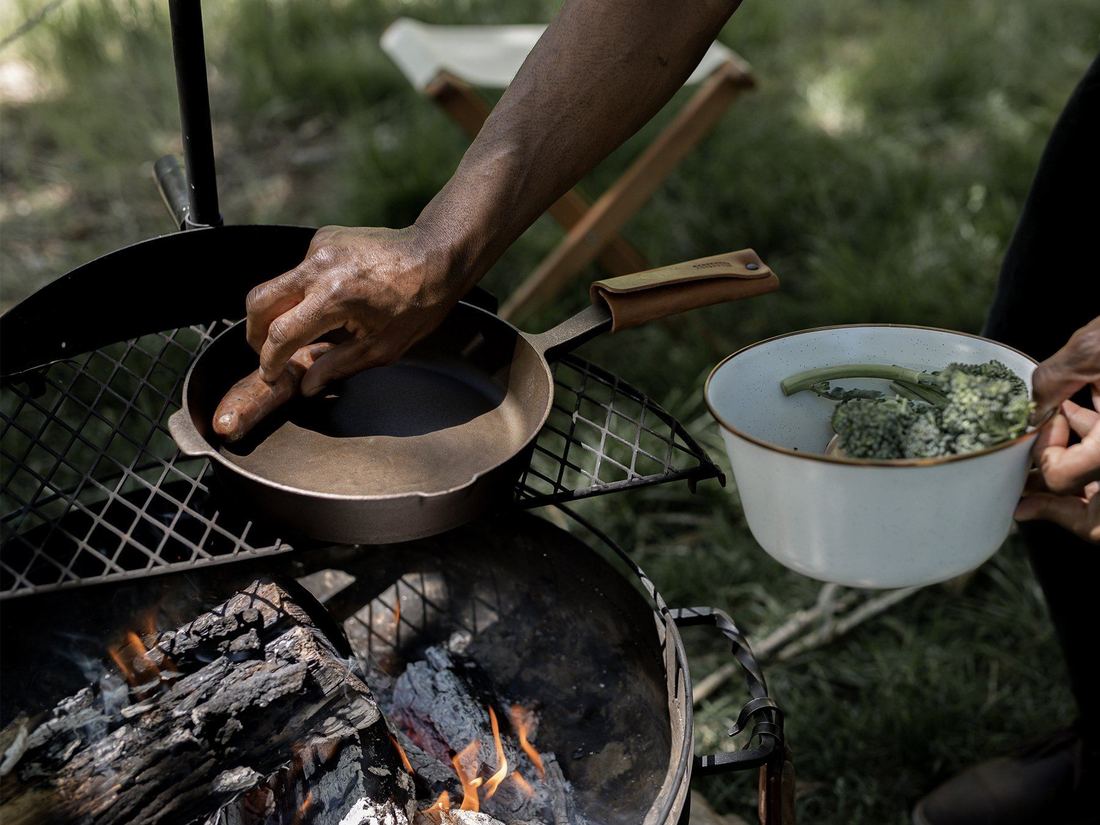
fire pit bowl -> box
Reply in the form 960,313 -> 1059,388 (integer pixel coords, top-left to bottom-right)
705,325 -> 1040,589
0,510 -> 785,825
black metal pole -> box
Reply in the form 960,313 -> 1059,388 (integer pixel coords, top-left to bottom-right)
167,0 -> 222,228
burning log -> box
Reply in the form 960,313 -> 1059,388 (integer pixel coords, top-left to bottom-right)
388,646 -> 581,825
0,580 -> 415,825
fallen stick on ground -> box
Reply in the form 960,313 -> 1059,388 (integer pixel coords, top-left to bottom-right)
692,585 -> 921,706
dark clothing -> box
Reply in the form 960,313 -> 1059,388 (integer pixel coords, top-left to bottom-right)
984,54 -> 1100,759
986,53 -> 1100,362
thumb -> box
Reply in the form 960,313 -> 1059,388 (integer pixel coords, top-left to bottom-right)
300,339 -> 372,397
1031,318 -> 1100,421
1031,363 -> 1087,423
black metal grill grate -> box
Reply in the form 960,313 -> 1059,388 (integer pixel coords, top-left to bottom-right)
1,325 -> 720,599
517,357 -> 720,505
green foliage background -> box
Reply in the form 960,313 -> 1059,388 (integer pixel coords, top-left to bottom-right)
2,1 -> 1097,822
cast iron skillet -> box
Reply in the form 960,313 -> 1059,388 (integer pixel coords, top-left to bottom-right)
168,250 -> 778,543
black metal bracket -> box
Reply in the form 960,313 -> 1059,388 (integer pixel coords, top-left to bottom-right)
167,0 -> 221,228
671,606 -> 784,774
154,156 -> 191,230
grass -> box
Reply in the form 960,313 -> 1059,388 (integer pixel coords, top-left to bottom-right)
2,0 -> 1098,821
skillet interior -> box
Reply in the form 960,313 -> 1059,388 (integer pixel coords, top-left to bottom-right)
185,304 -> 553,496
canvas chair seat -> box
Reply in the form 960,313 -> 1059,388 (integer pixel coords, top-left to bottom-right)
382,18 -> 744,91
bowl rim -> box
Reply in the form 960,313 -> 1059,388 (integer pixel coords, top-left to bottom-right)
704,323 -> 1042,468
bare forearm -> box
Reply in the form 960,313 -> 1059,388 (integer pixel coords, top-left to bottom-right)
416,0 -> 742,285
232,0 -> 742,425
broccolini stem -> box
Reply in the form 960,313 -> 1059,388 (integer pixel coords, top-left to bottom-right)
888,381 -> 926,404
891,379 -> 948,407
780,364 -> 929,396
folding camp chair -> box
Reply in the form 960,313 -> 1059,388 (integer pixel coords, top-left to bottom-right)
381,18 -> 755,320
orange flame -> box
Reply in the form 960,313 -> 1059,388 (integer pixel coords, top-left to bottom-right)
108,631 -> 161,687
511,770 -> 535,798
393,598 -> 401,631
483,707 -> 508,798
422,790 -> 451,815
389,734 -> 413,774
452,740 -> 483,811
292,790 -> 313,825
511,705 -> 545,780
138,609 -> 159,641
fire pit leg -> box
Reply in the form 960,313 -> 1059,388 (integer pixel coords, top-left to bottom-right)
758,745 -> 796,825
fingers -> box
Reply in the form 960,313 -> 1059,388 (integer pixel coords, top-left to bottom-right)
1035,430 -> 1100,497
245,268 -> 308,353
212,343 -> 332,442
300,339 -> 378,397
1061,399 -> 1100,438
258,295 -> 342,381
1015,492 -> 1100,543
1031,410 -> 1069,457
1031,317 -> 1100,419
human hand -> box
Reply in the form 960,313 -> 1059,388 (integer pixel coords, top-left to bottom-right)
1030,315 -> 1100,421
1014,316 -> 1100,542
212,342 -> 333,442
210,224 -> 467,441
1015,400 -> 1100,542
244,224 -> 461,395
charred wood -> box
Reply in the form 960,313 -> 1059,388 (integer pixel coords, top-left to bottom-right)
389,647 -> 580,825
0,580 -> 413,825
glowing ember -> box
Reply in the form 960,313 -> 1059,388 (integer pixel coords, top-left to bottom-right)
510,770 -> 535,798
423,790 -> 451,814
483,707 -> 508,798
389,734 -> 414,774
452,740 -> 484,811
511,705 -> 546,780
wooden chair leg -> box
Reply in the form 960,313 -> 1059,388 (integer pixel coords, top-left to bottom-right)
500,61 -> 753,322
426,72 -> 648,277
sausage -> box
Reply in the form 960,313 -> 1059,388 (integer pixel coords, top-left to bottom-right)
212,343 -> 333,442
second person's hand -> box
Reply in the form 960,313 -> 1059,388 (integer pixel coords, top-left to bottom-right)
1015,315 -> 1100,542
1015,400 -> 1100,542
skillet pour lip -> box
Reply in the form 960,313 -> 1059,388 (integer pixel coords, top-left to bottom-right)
704,323 -> 1042,468
178,303 -> 557,501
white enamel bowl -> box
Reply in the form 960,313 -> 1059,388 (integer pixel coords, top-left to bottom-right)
705,326 -> 1039,589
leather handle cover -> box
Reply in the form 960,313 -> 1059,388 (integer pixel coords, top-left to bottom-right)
589,249 -> 779,332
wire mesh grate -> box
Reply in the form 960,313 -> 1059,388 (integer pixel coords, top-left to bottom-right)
515,357 -> 720,505
1,325 -> 720,599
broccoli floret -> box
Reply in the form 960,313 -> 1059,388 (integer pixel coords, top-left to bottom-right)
783,359 -> 1031,460
903,406 -> 951,458
831,396 -> 916,459
936,360 -> 1027,393
937,364 -> 1032,449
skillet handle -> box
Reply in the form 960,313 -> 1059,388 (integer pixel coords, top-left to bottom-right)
528,250 -> 779,358
592,249 -> 778,332
168,409 -> 218,459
